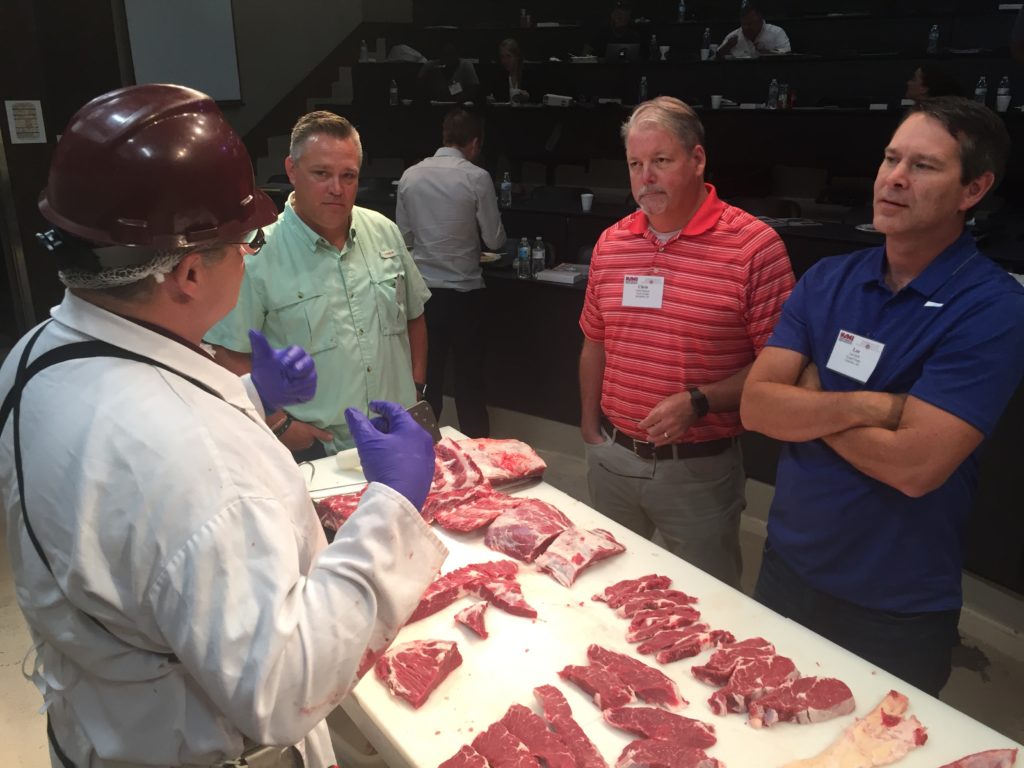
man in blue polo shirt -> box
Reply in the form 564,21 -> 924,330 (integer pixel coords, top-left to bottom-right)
741,97 -> 1024,696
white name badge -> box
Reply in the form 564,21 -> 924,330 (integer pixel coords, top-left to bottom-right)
826,329 -> 885,384
622,275 -> 665,308
449,81 -> 463,95
379,248 -> 396,259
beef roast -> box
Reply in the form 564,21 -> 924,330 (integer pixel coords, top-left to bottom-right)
500,703 -> 576,768
536,527 -> 626,587
603,706 -> 717,748
691,637 -> 776,686
454,601 -> 489,639
593,574 -> 674,606
484,500 -> 573,562
707,654 -> 799,715
374,639 -> 462,709
457,438 -> 547,486
747,676 -> 856,729
534,685 -> 609,768
588,645 -> 686,709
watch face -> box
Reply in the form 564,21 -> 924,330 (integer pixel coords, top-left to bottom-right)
690,388 -> 710,417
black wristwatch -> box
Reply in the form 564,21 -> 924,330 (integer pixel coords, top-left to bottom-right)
688,387 -> 710,419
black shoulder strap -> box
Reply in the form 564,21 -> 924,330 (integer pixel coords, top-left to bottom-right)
0,326 -> 233,668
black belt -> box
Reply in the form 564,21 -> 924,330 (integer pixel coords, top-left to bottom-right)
600,415 -> 731,460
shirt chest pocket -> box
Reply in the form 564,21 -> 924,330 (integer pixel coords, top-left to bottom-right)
267,294 -> 338,354
373,270 -> 408,336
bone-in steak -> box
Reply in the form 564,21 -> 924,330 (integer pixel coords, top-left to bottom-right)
747,676 -> 856,729
374,639 -> 462,709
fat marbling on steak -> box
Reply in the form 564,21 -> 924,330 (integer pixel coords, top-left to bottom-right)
534,684 -> 609,768
457,438 -> 547,485
374,639 -> 462,709
747,676 -> 856,729
535,527 -> 626,587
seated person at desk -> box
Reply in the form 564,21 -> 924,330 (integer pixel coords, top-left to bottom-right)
716,2 -> 791,58
587,0 -> 643,59
397,108 -> 506,437
417,42 -> 480,103
905,64 -> 965,103
489,38 -> 532,104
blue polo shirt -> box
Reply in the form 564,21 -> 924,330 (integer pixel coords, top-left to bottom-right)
765,232 -> 1024,613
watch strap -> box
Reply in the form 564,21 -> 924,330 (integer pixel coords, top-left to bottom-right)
688,387 -> 710,418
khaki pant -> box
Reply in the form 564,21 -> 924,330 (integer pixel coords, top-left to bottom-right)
585,436 -> 746,587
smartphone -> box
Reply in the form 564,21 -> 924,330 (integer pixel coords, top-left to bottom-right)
407,400 -> 442,443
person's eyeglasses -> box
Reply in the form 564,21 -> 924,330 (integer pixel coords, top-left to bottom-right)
238,228 -> 266,256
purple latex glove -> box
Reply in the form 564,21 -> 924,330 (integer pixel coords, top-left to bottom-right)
249,329 -> 317,413
344,400 -> 434,511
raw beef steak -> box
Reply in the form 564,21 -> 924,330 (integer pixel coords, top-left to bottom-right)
707,654 -> 800,715
691,637 -> 776,686
626,608 -> 704,643
536,527 -> 626,587
313,487 -> 366,536
747,676 -> 856,728
534,685 -> 609,768
432,437 -> 485,493
424,485 -> 501,531
559,664 -> 635,710
603,706 -> 717,748
374,639 -> 462,709
616,590 -> 700,618
408,560 -> 519,623
439,744 -> 492,768
781,690 -> 928,768
458,438 -> 547,485
454,601 -> 489,639
616,740 -> 723,768
500,703 -> 576,768
937,749 -> 1018,768
638,626 -> 736,664
484,500 -> 573,562
473,578 -> 538,618
472,721 -> 541,768
593,574 -> 673,606
588,645 -> 687,709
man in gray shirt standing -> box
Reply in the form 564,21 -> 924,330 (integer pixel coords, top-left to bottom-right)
397,107 -> 506,437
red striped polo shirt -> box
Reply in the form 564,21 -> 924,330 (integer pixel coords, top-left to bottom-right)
579,184 -> 794,443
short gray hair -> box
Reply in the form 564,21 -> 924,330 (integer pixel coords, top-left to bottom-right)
289,110 -> 364,165
621,96 -> 705,150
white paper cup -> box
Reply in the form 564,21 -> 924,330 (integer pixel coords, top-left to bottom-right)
711,94 -> 723,109
700,49 -> 710,61
997,94 -> 1011,112
581,193 -> 594,212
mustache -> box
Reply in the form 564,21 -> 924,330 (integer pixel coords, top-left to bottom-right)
636,186 -> 667,197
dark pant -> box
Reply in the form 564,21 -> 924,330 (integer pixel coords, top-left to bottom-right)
291,440 -> 327,464
424,287 -> 489,438
754,543 -> 960,697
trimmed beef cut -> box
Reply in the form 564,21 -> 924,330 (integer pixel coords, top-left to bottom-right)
500,703 -> 576,768
638,626 -> 736,664
534,684 -> 609,768
375,639 -> 462,709
588,645 -> 686,709
484,500 -> 573,562
937,749 -> 1018,768
472,721 -> 541,768
781,690 -> 928,768
432,437 -> 486,494
691,637 -> 776,686
707,654 -> 800,715
408,560 -> 519,623
616,740 -> 723,768
603,707 -> 716,748
593,574 -> 673,606
454,601 -> 489,638
473,579 -> 538,618
747,676 -> 856,729
439,744 -> 492,768
536,527 -> 626,586
559,664 -> 635,709
458,438 -> 547,486
616,590 -> 700,618
425,485 -> 502,531
626,608 -> 704,642
313,487 -> 366,536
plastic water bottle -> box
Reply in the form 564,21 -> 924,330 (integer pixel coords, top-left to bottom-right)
974,76 -> 988,105
388,79 -> 398,106
927,24 -> 939,55
517,238 -> 531,279
997,75 -> 1011,112
702,27 -> 712,56
639,75 -> 649,103
531,237 -> 546,276
677,0 -> 686,22
500,172 -> 513,208
768,78 -> 779,110
358,39 -> 369,62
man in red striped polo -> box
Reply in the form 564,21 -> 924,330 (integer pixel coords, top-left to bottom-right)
579,96 -> 794,587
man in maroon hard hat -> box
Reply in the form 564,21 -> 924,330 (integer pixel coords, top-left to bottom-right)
0,84 -> 445,767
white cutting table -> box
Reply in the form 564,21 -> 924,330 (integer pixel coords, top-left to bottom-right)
305,429 -> 1022,768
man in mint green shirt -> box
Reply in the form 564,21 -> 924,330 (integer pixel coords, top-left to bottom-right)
206,112 -> 430,456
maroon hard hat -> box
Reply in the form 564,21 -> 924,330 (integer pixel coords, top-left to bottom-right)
38,83 -> 277,252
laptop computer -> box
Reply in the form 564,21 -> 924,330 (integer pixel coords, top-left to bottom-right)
605,43 -> 640,62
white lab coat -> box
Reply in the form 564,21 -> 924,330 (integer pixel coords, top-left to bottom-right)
0,292 -> 447,767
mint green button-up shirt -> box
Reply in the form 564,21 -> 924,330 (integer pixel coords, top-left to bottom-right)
206,199 -> 430,453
